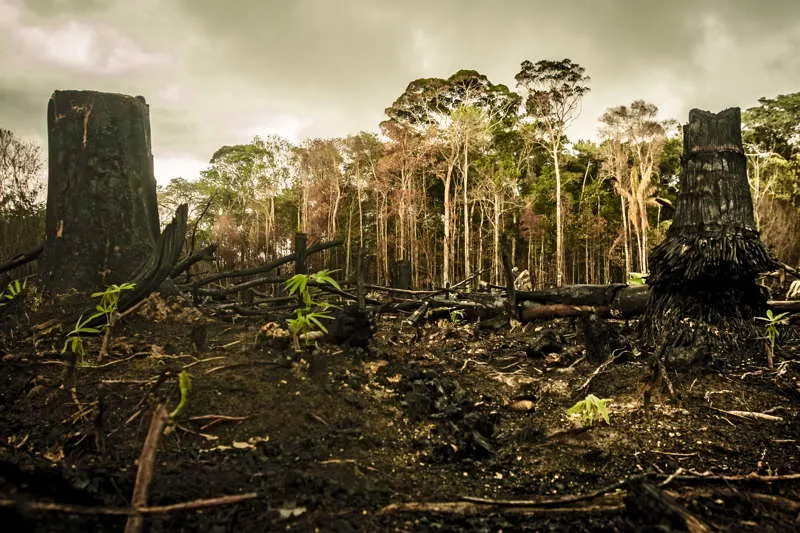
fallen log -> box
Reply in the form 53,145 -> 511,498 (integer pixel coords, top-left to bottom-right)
518,285 -> 648,320
517,285 -> 797,322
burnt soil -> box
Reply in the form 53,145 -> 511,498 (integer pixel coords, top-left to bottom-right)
1,295 -> 799,532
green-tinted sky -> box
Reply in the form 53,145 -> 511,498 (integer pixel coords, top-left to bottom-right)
2,0 -> 799,183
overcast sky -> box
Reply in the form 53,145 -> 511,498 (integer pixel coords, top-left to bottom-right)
2,0 -> 799,184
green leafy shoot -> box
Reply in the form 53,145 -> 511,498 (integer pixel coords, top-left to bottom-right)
61,314 -> 101,356
0,278 -> 26,308
169,370 -> 192,419
449,309 -> 465,324
756,309 -> 790,368
60,283 -> 136,360
567,394 -> 612,427
627,272 -> 647,286
91,282 -> 136,323
284,270 -> 341,349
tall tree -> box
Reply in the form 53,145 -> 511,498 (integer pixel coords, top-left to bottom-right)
515,59 -> 590,286
384,69 -> 518,285
0,128 -> 43,215
599,101 -> 674,275
743,92 -> 800,264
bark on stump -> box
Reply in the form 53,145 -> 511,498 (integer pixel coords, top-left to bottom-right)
39,90 -> 160,294
642,108 -> 775,364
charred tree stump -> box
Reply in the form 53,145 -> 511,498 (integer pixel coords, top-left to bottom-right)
39,91 -> 160,294
392,260 -> 412,290
642,108 -> 776,366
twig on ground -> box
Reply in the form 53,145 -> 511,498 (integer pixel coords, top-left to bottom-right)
0,493 -> 258,516
708,407 -> 783,422
125,404 -> 169,533
575,351 -> 623,394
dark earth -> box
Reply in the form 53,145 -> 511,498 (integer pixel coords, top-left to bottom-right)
1,292 -> 799,532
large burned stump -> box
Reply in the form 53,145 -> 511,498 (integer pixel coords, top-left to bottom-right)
39,90 -> 160,294
642,108 -> 775,364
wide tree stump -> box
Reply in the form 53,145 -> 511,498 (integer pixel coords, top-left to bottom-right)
642,108 -> 776,364
39,91 -> 160,293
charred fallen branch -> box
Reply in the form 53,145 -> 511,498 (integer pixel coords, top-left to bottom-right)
170,243 -> 217,279
0,243 -> 44,275
191,239 -> 343,289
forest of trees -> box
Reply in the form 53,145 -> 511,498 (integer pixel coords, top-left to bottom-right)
3,61 -> 800,289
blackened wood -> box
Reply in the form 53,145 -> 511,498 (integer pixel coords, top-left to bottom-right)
79,204 -> 187,329
501,236 -> 518,320
294,233 -> 308,276
294,232 -> 307,307
516,284 -> 628,306
192,239 -> 342,288
170,243 -> 217,278
40,90 -> 160,294
519,290 -> 795,321
624,478 -> 712,533
392,260 -> 412,290
642,108 -> 776,355
0,243 -> 44,275
521,304 -> 609,321
356,246 -> 366,311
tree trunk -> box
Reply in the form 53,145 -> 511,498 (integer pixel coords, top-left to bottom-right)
39,90 -> 160,294
462,135 -> 471,281
553,149 -> 563,287
442,167 -> 453,287
642,108 -> 776,362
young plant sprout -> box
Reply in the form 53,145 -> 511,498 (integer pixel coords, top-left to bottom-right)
284,269 -> 341,350
0,278 -> 26,309
567,394 -> 612,428
60,282 -> 136,361
756,309 -> 789,369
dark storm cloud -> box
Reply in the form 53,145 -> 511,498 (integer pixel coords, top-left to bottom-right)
1,0 -> 799,182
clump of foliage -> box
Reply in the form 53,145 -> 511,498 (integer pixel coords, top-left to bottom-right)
61,283 -> 136,361
756,309 -> 790,369
567,394 -> 612,427
284,269 -> 341,350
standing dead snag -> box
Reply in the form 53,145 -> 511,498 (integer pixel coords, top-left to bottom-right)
642,108 -> 776,367
39,90 -> 160,294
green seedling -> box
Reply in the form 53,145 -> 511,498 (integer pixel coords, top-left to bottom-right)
567,394 -> 612,427
60,282 -> 136,362
627,272 -> 647,286
284,269 -> 341,350
0,278 -> 26,308
449,309 -> 466,324
169,370 -> 192,418
92,283 -> 135,360
756,309 -> 790,369
62,313 -> 101,362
